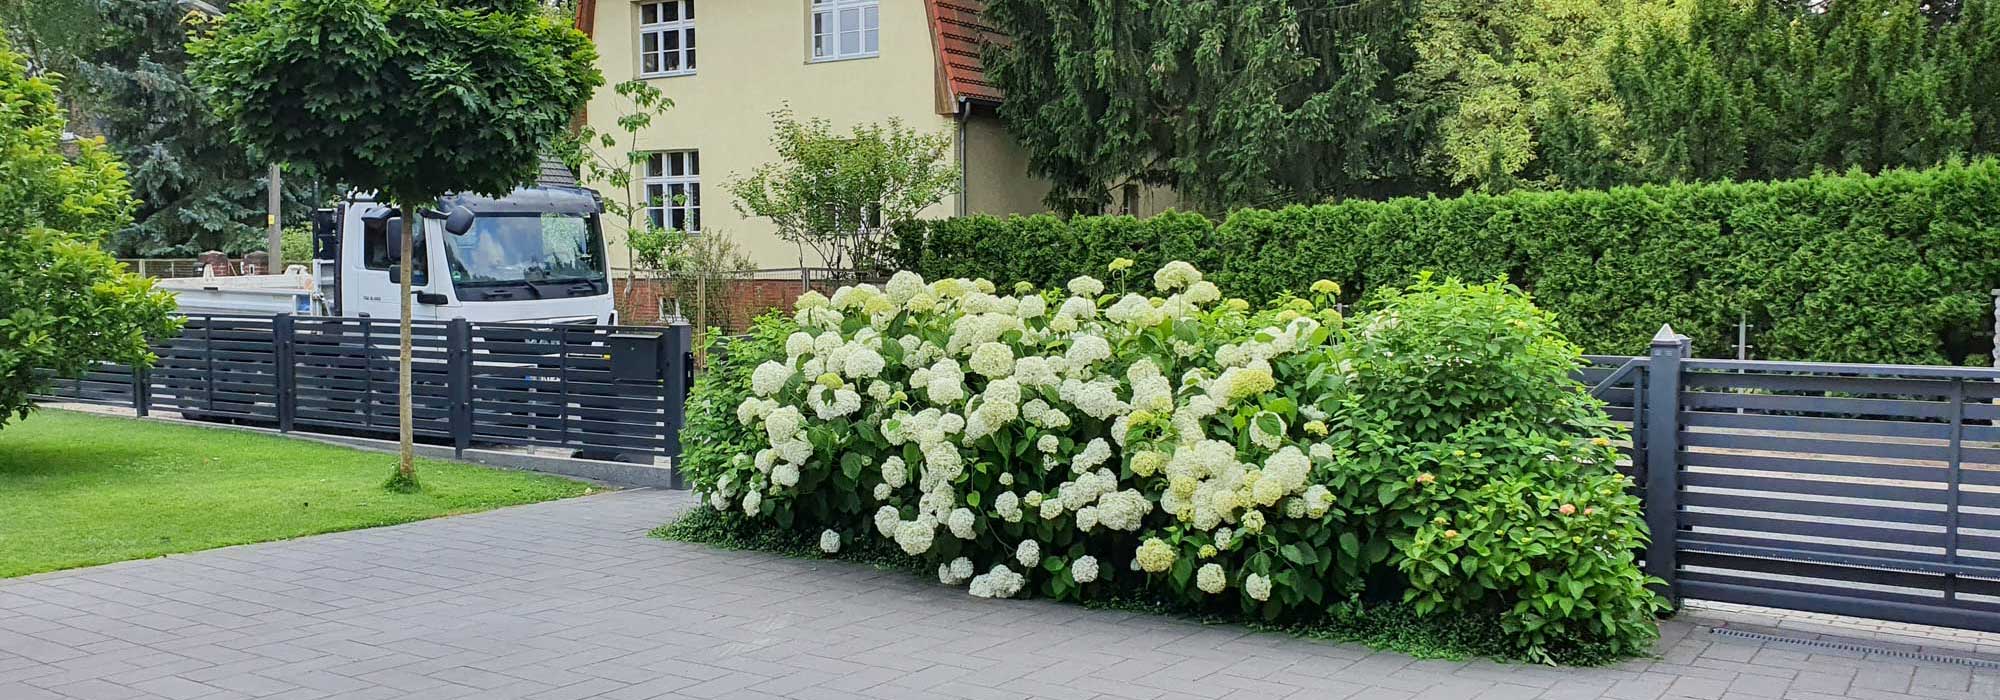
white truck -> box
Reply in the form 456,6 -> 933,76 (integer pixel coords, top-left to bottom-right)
158,182 -> 618,325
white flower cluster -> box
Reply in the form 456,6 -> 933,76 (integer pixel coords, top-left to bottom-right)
720,261 -> 1344,605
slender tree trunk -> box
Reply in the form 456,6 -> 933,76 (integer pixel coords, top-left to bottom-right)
397,199 -> 416,484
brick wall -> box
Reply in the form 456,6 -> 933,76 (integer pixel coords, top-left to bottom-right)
613,276 -> 840,332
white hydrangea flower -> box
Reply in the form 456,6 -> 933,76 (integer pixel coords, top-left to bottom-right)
1071,438 -> 1113,473
868,380 -> 892,402
923,358 -> 967,405
1094,490 -> 1153,531
873,483 -> 892,500
1037,434 -> 1060,454
1184,280 -> 1221,305
880,456 -> 908,488
843,345 -> 886,379
968,342 -> 1015,378
1016,539 -> 1041,568
1153,261 -> 1202,291
785,332 -> 814,359
1067,276 -> 1104,297
948,508 -> 977,539
968,564 -> 1025,599
1309,442 -> 1334,461
895,518 -> 936,555
708,490 -> 728,511
1196,563 -> 1226,594
751,361 -> 794,397
1071,555 -> 1100,584
1136,538 -> 1176,573
1064,335 -> 1112,367
939,558 -> 973,585
998,472 -> 1014,486
874,506 -> 901,537
772,463 -> 800,488
742,491 -> 763,517
764,406 -> 804,443
1016,294 -> 1047,319
1214,527 -> 1235,551
1245,572 -> 1273,601
995,491 -> 1022,522
1039,497 -> 1064,520
819,530 -> 841,554
1075,506 -> 1099,532
1303,484 -> 1334,518
886,271 -> 926,304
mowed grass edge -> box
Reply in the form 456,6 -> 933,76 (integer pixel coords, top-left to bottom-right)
0,409 -> 597,578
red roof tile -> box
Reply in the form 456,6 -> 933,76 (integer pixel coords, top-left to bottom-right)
929,0 -> 1006,106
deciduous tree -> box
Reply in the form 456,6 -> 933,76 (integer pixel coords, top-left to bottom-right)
188,0 -> 600,489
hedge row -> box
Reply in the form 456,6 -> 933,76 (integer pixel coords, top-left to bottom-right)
897,161 -> 2000,363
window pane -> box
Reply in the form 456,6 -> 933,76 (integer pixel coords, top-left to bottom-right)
645,184 -> 665,206
686,27 -> 695,48
683,0 -> 693,19
663,31 -> 679,52
686,46 -> 696,71
661,0 -> 676,21
645,154 -> 663,177
688,152 -> 699,174
865,28 -> 878,53
864,5 -> 878,31
647,208 -> 664,230
670,208 -> 686,232
641,3 -> 657,25
840,7 -> 860,33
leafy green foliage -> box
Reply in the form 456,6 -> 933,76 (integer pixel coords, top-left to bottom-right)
185,0 -> 601,207
903,160 -> 2000,363
0,36 -> 178,430
985,0 -> 2000,205
678,266 -> 1660,662
728,108 -> 957,274
76,0 -> 319,257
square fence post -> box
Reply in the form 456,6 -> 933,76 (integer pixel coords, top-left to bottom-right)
131,364 -> 149,417
1644,324 -> 1689,608
449,318 -> 473,459
274,314 -> 295,433
662,322 -> 692,490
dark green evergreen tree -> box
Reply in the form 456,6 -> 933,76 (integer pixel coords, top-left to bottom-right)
983,0 -> 1421,214
77,0 -> 316,257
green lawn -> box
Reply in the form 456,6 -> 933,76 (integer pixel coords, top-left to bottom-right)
0,409 -> 597,578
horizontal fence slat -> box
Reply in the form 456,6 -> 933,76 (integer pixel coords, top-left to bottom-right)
1682,511 -> 1945,548
1682,471 -> 1944,504
1682,430 -> 1951,462
1683,490 -> 1946,526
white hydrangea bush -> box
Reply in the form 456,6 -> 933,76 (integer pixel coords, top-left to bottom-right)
681,263 -> 1660,659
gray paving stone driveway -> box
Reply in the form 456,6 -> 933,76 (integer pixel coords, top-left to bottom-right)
1,489 -> 1993,700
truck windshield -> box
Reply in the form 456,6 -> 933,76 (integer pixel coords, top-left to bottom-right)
442,213 -> 607,288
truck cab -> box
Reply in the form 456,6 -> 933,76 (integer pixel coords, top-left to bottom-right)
315,185 -> 617,325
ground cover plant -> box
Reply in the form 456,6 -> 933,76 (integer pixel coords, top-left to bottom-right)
670,261 -> 1664,663
0,410 -> 595,577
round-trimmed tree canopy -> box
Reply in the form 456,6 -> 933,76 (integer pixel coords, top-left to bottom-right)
186,0 -> 602,205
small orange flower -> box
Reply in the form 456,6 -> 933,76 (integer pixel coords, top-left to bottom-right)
1558,503 -> 1577,516
1416,473 -> 1436,485
1583,507 -> 1597,516
1443,529 -> 1459,539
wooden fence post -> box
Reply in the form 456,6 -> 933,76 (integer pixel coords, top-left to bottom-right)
1644,324 -> 1689,608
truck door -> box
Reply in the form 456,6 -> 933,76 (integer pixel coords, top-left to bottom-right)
346,214 -> 451,322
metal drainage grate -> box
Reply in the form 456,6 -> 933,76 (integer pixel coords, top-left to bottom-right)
1707,626 -> 2000,669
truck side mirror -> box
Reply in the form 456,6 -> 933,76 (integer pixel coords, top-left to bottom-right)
444,206 -> 475,236
385,217 -> 405,253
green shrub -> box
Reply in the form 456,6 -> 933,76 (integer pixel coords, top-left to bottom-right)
900,160 -> 2000,364
678,262 -> 1663,662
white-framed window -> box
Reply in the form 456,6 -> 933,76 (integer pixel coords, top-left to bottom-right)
639,0 -> 696,77
810,0 -> 879,62
644,151 -> 701,233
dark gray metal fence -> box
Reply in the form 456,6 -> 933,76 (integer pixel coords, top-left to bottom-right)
1582,326 -> 2000,635
40,315 -> 692,462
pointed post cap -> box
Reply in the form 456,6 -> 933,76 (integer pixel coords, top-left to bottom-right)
1651,323 -> 1690,349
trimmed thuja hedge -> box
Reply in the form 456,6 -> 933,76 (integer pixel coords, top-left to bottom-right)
896,161 -> 2000,363
673,263 -> 1664,663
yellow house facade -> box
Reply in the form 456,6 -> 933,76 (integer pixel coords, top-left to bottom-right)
575,0 -> 1062,272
